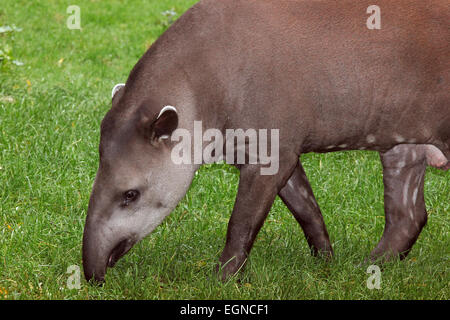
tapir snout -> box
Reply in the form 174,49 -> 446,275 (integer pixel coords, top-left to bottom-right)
82,193 -> 138,283
82,172 -> 139,282
83,216 -> 136,283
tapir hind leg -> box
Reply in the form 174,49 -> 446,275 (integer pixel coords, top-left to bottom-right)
371,145 -> 430,261
278,161 -> 333,257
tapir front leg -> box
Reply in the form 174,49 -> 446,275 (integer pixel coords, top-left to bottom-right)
371,145 -> 429,261
218,155 -> 298,280
278,161 -> 333,257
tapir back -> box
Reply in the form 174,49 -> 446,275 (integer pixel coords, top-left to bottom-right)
183,0 -> 450,155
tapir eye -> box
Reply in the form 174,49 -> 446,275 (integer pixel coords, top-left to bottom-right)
122,190 -> 140,206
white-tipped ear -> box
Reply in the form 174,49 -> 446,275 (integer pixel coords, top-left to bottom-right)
111,83 -> 125,98
157,105 -> 177,119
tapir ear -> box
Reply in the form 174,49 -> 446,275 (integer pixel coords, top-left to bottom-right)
151,106 -> 178,141
112,83 -> 125,99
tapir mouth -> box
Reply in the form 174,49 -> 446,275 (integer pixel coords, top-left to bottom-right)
107,238 -> 134,268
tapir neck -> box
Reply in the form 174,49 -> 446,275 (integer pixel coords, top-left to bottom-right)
122,8 -> 229,133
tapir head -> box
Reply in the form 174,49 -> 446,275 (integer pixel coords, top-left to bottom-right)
82,84 -> 195,283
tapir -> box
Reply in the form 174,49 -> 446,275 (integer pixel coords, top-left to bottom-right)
82,0 -> 449,283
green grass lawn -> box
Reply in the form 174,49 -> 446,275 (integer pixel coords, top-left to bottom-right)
0,0 -> 448,300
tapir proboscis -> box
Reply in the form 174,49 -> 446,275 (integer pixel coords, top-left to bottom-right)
82,0 -> 449,283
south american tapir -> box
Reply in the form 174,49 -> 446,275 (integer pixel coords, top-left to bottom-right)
82,0 -> 449,283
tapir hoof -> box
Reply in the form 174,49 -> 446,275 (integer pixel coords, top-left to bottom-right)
215,257 -> 247,282
86,277 -> 106,287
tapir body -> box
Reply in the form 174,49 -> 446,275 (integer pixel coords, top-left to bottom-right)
83,0 -> 449,282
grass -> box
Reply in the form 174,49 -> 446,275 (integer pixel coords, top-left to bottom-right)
0,0 -> 448,300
